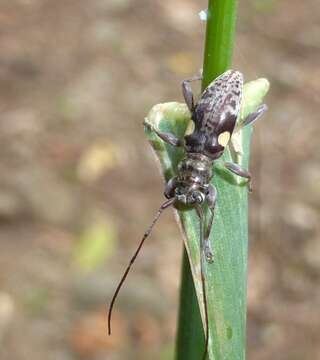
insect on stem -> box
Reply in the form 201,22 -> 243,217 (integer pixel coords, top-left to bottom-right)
108,70 -> 268,359
107,197 -> 175,335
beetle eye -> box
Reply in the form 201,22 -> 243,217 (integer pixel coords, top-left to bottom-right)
193,192 -> 204,204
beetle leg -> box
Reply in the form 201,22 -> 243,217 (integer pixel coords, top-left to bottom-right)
204,185 -> 217,263
182,74 -> 202,112
237,104 -> 268,130
143,120 -> 183,147
164,177 -> 178,199
195,204 -> 210,360
224,162 -> 252,192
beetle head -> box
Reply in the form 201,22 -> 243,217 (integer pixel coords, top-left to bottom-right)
175,186 -> 205,206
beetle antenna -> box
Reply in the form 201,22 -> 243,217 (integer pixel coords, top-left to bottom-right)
107,197 -> 175,335
196,205 -> 210,360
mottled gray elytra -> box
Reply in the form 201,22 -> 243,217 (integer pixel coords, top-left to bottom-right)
108,70 -> 267,360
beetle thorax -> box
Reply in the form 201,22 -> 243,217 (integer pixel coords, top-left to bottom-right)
177,153 -> 213,185
174,154 -> 213,205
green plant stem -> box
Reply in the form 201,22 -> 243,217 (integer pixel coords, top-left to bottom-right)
176,249 -> 205,360
202,0 -> 239,89
176,1 -> 239,359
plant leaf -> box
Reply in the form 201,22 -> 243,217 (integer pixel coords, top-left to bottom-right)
144,78 -> 269,360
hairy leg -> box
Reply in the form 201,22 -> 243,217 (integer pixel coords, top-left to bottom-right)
204,185 -> 217,263
237,103 -> 268,130
144,120 -> 183,147
182,74 -> 202,112
224,162 -> 252,192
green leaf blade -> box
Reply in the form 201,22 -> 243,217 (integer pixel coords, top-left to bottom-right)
145,78 -> 269,360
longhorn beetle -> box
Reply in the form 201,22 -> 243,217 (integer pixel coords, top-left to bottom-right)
108,70 -> 267,359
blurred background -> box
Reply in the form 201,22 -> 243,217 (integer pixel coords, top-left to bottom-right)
0,0 -> 319,359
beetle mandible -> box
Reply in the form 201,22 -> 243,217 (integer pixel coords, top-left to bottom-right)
108,70 -> 267,359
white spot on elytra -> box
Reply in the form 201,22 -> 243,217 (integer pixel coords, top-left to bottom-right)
218,131 -> 230,147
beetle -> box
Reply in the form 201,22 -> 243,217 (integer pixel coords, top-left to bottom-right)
108,70 -> 267,359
